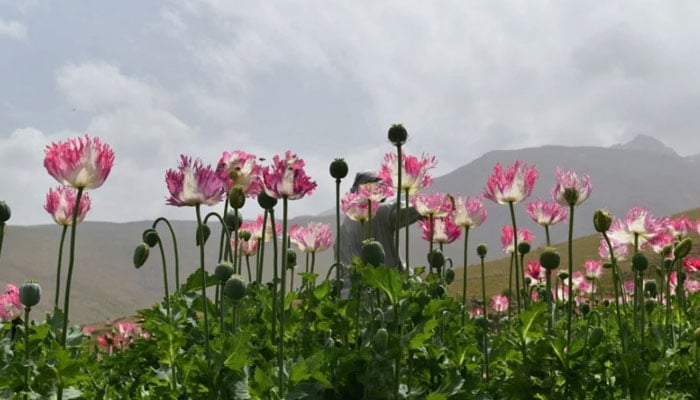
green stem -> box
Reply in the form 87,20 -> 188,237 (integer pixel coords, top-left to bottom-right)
393,298 -> 401,397
195,205 -> 211,367
404,190 -> 410,271
565,205 -> 575,354
335,178 -> 342,283
245,256 -> 252,283
394,145 -> 403,271
156,239 -> 171,324
24,307 -> 30,399
278,197 -> 289,394
270,209 -> 278,342
152,217 -> 181,290
429,215 -> 435,275
544,225 -> 551,247
507,202 -> 520,315
218,201 -> 229,262
60,187 -> 83,347
54,225 -> 68,310
367,199 -> 373,239
602,232 -> 627,353
0,222 -> 5,262
480,254 -> 489,380
461,227 -> 470,326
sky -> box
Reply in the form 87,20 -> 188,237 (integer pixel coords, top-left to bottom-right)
2,1 -> 700,226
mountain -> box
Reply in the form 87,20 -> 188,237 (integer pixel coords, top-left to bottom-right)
2,134 -> 699,324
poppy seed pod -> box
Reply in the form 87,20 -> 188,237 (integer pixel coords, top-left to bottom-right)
588,327 -> 604,347
476,244 -> 488,258
632,253 -> 648,272
540,248 -> 561,271
257,192 -> 277,210
286,249 -> 297,268
674,238 -> 693,260
224,275 -> 247,301
228,185 -> 246,209
19,280 -> 41,308
444,268 -> 456,284
329,158 -> 349,180
644,280 -> 658,298
133,243 -> 150,268
214,262 -> 235,283
142,228 -> 160,248
428,250 -> 445,269
225,210 -> 241,232
0,201 -> 10,223
373,328 -> 388,353
593,209 -> 612,233
361,240 -> 385,267
518,242 -> 531,255
239,229 -> 252,241
387,124 -> 408,146
195,224 -> 211,246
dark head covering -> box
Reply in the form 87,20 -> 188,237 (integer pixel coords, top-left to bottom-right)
350,172 -> 382,193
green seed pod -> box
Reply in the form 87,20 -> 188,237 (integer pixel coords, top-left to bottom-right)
427,250 -> 445,269
476,243 -> 488,258
557,271 -> 569,280
329,158 -> 349,180
224,275 -> 248,301
214,262 -> 235,283
0,201 -> 11,223
239,229 -> 252,241
593,209 -> 612,233
674,238 -> 693,260
196,224 -> 211,246
444,268 -> 456,285
387,124 -> 408,146
257,192 -> 277,210
632,253 -> 648,272
19,280 -> 41,308
644,280 -> 658,298
228,185 -> 246,209
580,303 -> 590,316
474,316 -> 490,330
133,243 -> 150,268
603,262 -> 613,269
225,210 -> 241,231
588,327 -> 604,347
373,328 -> 388,353
142,228 -> 160,248
517,242 -> 531,255
540,248 -> 560,271
361,240 -> 385,267
286,249 -> 297,268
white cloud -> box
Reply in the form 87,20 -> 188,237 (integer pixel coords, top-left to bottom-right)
0,18 -> 26,39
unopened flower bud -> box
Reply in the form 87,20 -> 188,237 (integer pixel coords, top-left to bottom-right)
387,124 -> 408,146
142,228 -> 160,248
0,201 -> 10,223
361,240 -> 385,267
228,185 -> 246,209
133,243 -> 150,268
444,268 -> 456,284
427,250 -> 445,269
373,328 -> 388,353
632,253 -> 648,272
196,224 -> 211,246
540,248 -> 560,271
644,280 -> 658,298
224,275 -> 247,301
214,262 -> 235,283
518,242 -> 531,255
674,238 -> 693,260
588,327 -> 604,347
329,158 -> 349,180
593,209 -> 612,233
580,303 -> 590,316
476,244 -> 488,258
257,192 -> 277,210
19,280 -> 41,308
286,249 -> 297,268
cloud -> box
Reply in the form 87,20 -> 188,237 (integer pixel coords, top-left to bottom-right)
0,18 -> 26,40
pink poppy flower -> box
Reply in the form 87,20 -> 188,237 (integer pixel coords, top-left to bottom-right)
262,151 -> 317,200
583,260 -> 602,280
418,217 -> 461,244
491,294 -> 509,313
44,134 -> 114,190
685,279 -> 700,294
246,214 -> 281,242
526,199 -> 568,227
525,260 -> 546,284
500,225 -> 534,254
357,180 -> 395,203
0,284 -> 22,322
551,167 -> 592,207
237,237 -> 259,257
607,207 -> 666,251
683,257 -> 700,273
289,222 -> 334,253
96,322 -> 149,354
341,192 -> 373,222
667,215 -> 693,240
598,238 -> 628,262
166,155 -> 224,207
482,160 -> 538,205
379,152 -> 437,194
412,192 -> 453,218
452,195 -> 487,228
216,150 -> 263,197
44,186 -> 91,226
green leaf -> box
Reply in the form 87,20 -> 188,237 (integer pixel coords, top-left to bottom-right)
362,266 -> 403,305
426,393 -> 447,400
408,319 -> 439,351
223,332 -> 250,372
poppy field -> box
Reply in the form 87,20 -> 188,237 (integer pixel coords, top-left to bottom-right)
2,125 -> 700,399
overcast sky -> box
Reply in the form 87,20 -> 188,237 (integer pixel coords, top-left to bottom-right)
2,1 -> 700,226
